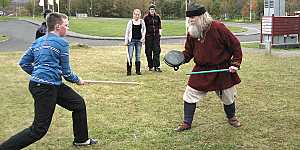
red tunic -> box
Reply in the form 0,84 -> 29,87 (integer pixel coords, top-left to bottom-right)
183,21 -> 242,91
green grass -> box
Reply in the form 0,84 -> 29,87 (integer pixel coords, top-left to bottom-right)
23,17 -> 246,37
69,17 -> 129,37
242,42 -> 300,51
0,16 -> 16,22
0,34 -> 8,42
241,42 -> 260,49
69,18 -> 246,37
0,45 -> 299,149
228,26 -> 247,33
223,18 -> 261,24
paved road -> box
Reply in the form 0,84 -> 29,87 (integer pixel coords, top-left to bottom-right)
0,20 -> 37,51
0,20 -> 260,51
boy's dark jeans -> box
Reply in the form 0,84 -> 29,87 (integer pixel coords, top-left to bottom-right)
0,81 -> 88,150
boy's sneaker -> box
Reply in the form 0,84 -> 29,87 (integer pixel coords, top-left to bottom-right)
73,138 -> 97,146
154,67 -> 162,72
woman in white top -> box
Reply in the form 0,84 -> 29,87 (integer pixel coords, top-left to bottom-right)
124,9 -> 146,75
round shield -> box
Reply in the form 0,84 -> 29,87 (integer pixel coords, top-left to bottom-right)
164,50 -> 185,71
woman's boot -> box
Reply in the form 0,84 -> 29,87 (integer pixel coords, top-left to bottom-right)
135,61 -> 142,75
127,62 -> 132,76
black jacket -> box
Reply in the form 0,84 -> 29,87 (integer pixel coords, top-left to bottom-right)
35,22 -> 47,39
143,13 -> 161,36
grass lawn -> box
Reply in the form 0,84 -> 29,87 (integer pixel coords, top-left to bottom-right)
23,17 -> 246,37
241,42 -> 261,49
70,18 -> 246,37
0,16 -> 16,22
0,45 -> 299,149
0,34 -> 8,42
242,42 -> 300,51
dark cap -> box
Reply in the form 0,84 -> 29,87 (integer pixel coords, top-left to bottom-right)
186,3 -> 206,17
149,4 -> 156,10
43,9 -> 52,18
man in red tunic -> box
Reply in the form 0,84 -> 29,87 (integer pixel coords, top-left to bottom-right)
175,3 -> 243,132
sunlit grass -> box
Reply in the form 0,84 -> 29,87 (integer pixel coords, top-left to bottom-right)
242,42 -> 300,51
0,16 -> 16,22
70,18 -> 246,37
241,42 -> 260,49
0,45 -> 299,149
228,26 -> 247,33
22,17 -> 246,37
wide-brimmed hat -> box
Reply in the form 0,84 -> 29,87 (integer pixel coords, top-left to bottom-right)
186,3 -> 206,17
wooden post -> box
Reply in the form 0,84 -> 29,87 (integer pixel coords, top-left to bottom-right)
265,40 -> 272,54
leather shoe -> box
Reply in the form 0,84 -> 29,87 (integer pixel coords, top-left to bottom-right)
174,122 -> 191,132
228,116 -> 241,128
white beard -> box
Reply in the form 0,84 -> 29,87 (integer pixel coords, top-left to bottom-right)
188,24 -> 203,39
188,13 -> 213,39
188,20 -> 204,39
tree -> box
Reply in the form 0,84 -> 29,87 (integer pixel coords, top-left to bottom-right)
1,0 -> 11,9
22,0 -> 300,19
286,0 -> 300,15
220,0 -> 238,19
159,0 -> 184,19
255,0 -> 263,18
210,0 -> 221,18
241,0 -> 249,18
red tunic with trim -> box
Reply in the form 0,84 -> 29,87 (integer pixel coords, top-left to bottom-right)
183,21 -> 242,91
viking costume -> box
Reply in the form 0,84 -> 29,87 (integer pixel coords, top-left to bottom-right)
183,21 -> 242,91
175,3 -> 243,132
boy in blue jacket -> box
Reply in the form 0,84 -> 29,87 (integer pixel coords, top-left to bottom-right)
0,12 -> 96,149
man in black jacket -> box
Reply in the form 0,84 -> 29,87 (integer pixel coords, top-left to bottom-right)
35,9 -> 52,39
143,4 -> 163,72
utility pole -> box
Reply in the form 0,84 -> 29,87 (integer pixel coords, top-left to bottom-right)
186,0 -> 190,34
33,0 -> 35,18
90,0 -> 93,16
15,2 -> 17,17
53,0 -> 55,12
68,0 -> 71,16
249,0 -> 252,22
57,0 -> 59,13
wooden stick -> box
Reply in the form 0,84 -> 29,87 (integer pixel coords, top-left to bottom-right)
125,45 -> 131,66
83,80 -> 139,85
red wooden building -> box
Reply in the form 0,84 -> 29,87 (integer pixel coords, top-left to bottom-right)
261,15 -> 300,48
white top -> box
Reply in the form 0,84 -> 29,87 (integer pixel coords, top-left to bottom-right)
124,19 -> 146,45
